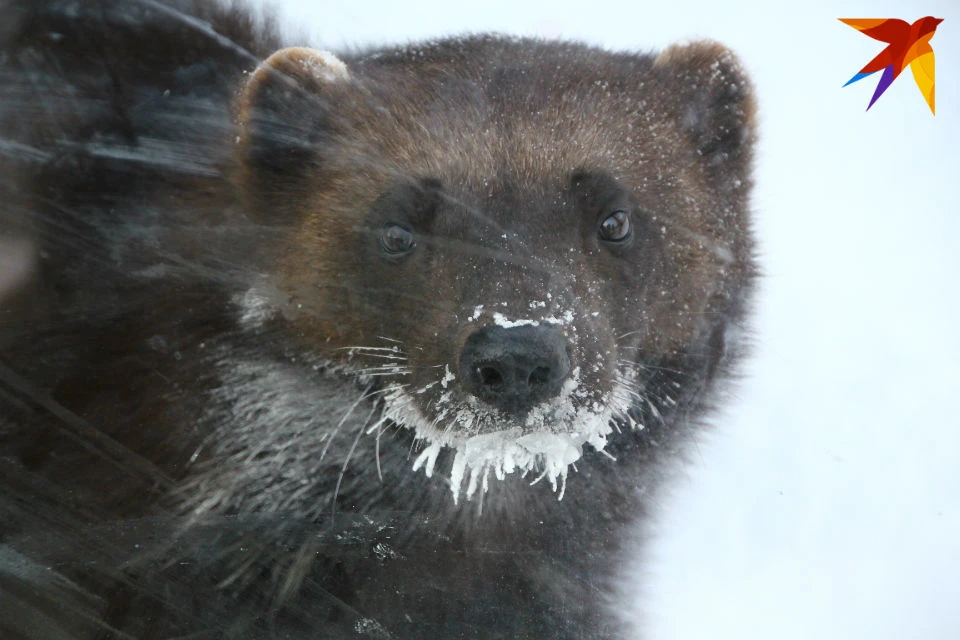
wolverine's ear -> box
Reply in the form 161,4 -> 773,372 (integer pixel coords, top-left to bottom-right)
653,41 -> 756,174
237,47 -> 351,176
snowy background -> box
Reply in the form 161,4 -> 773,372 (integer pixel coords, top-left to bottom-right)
272,0 -> 960,637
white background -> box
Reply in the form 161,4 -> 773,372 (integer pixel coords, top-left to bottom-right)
272,0 -> 960,637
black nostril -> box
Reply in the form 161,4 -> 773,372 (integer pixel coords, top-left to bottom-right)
458,324 -> 572,415
529,366 -> 550,388
477,365 -> 505,391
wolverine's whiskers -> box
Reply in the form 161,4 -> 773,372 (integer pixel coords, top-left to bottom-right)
331,401 -> 380,520
318,384 -> 377,464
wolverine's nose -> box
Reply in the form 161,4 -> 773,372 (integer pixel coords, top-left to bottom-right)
458,324 -> 572,414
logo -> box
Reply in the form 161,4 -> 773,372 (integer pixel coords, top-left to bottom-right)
840,17 -> 943,114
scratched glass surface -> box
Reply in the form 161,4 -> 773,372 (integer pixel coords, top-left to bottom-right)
1,1 -> 958,639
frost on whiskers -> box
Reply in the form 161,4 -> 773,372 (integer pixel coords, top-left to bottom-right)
385,373 -> 624,504
380,308 -> 633,505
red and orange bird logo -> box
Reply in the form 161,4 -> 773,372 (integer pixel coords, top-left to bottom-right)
840,17 -> 943,114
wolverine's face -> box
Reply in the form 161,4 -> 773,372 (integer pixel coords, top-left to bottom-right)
237,38 -> 755,500
337,170 -> 660,498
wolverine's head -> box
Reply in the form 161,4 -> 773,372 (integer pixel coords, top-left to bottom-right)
235,37 -> 756,500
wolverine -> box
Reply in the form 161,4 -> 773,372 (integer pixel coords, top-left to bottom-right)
0,1 -> 757,638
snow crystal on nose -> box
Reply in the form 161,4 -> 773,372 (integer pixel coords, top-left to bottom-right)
490,310 -> 574,328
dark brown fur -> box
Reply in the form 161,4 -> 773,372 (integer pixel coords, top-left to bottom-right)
0,1 -> 757,638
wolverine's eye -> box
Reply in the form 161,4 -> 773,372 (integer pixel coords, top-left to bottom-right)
598,210 -> 631,243
380,223 -> 415,255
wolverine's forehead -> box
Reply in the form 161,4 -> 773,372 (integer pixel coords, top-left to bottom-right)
332,42 -> 687,191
